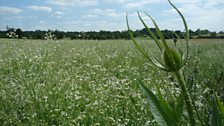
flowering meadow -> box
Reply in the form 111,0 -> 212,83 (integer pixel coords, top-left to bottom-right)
0,39 -> 224,125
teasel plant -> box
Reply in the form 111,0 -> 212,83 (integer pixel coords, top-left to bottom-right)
127,0 -> 224,126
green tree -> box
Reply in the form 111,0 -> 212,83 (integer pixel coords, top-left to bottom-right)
210,32 -> 217,38
15,28 -> 23,39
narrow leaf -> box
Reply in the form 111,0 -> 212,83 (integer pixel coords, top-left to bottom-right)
144,12 -> 169,51
139,83 -> 168,126
218,100 -> 224,115
175,93 -> 184,121
138,12 -> 163,51
168,0 -> 189,63
156,86 -> 179,124
211,97 -> 222,126
151,57 -> 171,72
217,99 -> 224,125
126,13 -> 152,63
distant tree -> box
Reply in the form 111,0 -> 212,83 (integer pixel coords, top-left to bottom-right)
195,29 -> 201,35
210,32 -> 217,38
162,29 -> 172,39
2,26 -> 221,40
33,30 -> 45,39
15,28 -> 22,39
201,29 -> 210,35
218,31 -> 224,34
175,30 -> 184,38
54,30 -> 64,39
120,31 -> 130,39
113,31 -> 121,39
189,29 -> 196,36
0,31 -> 7,38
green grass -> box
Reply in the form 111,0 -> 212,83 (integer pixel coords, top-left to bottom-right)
0,39 -> 224,125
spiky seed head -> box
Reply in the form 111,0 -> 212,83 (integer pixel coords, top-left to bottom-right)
162,48 -> 183,71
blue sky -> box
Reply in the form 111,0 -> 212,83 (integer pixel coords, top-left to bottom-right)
0,0 -> 224,32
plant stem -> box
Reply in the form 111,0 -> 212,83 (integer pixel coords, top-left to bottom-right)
175,70 -> 196,126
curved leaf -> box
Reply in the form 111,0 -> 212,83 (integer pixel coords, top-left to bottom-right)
126,13 -> 152,63
175,93 -> 184,122
211,97 -> 222,126
140,83 -> 169,126
138,12 -> 163,51
144,12 -> 169,51
157,86 -> 179,125
151,57 -> 171,72
168,0 -> 189,64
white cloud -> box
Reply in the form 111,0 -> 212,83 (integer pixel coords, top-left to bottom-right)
3,16 -> 38,20
52,11 -> 64,18
126,0 -> 224,32
62,20 -> 125,31
105,0 -> 132,3
86,8 -> 123,18
203,0 -> 224,8
0,6 -> 22,14
162,8 -> 184,16
105,9 -> 119,17
27,6 -> 52,12
54,11 -> 64,15
170,0 -> 202,4
91,8 -> 103,14
2,0 -> 223,32
123,1 -> 149,8
46,0 -> 98,6
122,0 -> 221,9
187,9 -> 224,31
39,21 -> 44,24
82,14 -> 98,19
123,0 -> 162,8
161,1 -> 224,31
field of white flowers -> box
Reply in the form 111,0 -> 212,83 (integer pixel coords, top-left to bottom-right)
0,39 -> 224,125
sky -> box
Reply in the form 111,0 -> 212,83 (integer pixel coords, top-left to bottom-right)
0,0 -> 224,32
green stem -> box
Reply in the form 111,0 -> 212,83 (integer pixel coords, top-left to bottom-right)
175,70 -> 196,126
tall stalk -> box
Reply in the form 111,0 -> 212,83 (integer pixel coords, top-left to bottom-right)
175,70 -> 195,126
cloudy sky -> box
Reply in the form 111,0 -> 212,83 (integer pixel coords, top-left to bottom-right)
0,0 -> 224,32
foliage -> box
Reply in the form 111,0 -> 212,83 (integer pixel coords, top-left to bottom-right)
1,27 -> 224,40
15,28 -> 23,39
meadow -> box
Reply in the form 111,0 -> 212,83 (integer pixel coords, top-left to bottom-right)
0,38 -> 224,125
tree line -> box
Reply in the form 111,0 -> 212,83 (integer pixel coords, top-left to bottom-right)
0,26 -> 223,40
